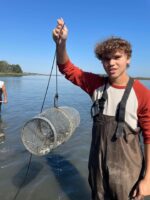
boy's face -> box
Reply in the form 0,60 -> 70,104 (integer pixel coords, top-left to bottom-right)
101,50 -> 130,82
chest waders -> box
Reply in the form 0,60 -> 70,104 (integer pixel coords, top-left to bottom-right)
89,78 -> 144,200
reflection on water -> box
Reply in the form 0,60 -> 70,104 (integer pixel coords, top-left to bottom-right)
0,76 -> 149,200
46,153 -> 90,200
0,114 -> 6,143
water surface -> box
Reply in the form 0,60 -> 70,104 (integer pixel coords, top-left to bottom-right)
0,76 -> 149,200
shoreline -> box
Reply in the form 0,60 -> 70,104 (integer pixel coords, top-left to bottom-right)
133,77 -> 150,80
0,73 -> 150,80
0,72 -> 53,76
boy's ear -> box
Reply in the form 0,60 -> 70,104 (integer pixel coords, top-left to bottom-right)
127,58 -> 131,65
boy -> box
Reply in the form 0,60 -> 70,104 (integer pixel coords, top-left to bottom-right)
52,18 -> 150,200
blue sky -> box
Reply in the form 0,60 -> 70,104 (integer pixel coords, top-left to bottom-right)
0,0 -> 150,76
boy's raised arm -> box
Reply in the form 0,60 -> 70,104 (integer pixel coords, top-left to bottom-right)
52,18 -> 69,65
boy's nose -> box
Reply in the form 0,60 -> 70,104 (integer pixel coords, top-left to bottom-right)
108,59 -> 115,66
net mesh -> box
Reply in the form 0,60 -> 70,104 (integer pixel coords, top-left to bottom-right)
21,106 -> 80,156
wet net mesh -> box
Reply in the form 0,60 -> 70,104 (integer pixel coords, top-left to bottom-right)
21,106 -> 80,156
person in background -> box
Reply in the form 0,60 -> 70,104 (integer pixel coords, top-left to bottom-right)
0,80 -> 7,112
52,18 -> 150,200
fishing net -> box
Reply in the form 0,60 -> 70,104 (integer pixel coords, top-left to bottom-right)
21,106 -> 80,156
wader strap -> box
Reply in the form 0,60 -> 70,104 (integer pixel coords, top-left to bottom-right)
91,77 -> 108,117
115,77 -> 134,138
98,79 -> 108,113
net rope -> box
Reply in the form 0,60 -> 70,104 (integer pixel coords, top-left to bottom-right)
12,23 -> 65,200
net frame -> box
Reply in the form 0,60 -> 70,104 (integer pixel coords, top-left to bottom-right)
21,117 -> 57,156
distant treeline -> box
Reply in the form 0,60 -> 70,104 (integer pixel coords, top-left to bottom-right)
0,61 -> 23,73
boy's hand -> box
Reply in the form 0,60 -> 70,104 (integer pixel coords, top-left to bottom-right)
52,18 -> 68,45
4,98 -> 8,104
132,178 -> 150,199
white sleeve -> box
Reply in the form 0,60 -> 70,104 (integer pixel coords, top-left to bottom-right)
0,81 -> 4,88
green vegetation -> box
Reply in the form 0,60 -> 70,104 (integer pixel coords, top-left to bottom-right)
134,77 -> 150,80
0,60 -> 150,79
0,60 -> 23,75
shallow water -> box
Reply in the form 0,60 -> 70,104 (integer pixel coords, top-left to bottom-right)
0,75 -> 92,200
0,76 -> 149,200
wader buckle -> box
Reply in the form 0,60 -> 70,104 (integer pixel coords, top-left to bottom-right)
91,97 -> 106,118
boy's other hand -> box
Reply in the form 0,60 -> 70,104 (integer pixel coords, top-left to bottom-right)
132,178 -> 150,199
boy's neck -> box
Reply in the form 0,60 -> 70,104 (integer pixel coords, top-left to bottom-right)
109,75 -> 129,86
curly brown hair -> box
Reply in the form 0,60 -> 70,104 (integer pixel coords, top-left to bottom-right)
94,37 -> 132,60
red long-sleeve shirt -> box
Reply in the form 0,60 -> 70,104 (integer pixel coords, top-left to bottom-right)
58,60 -> 150,144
